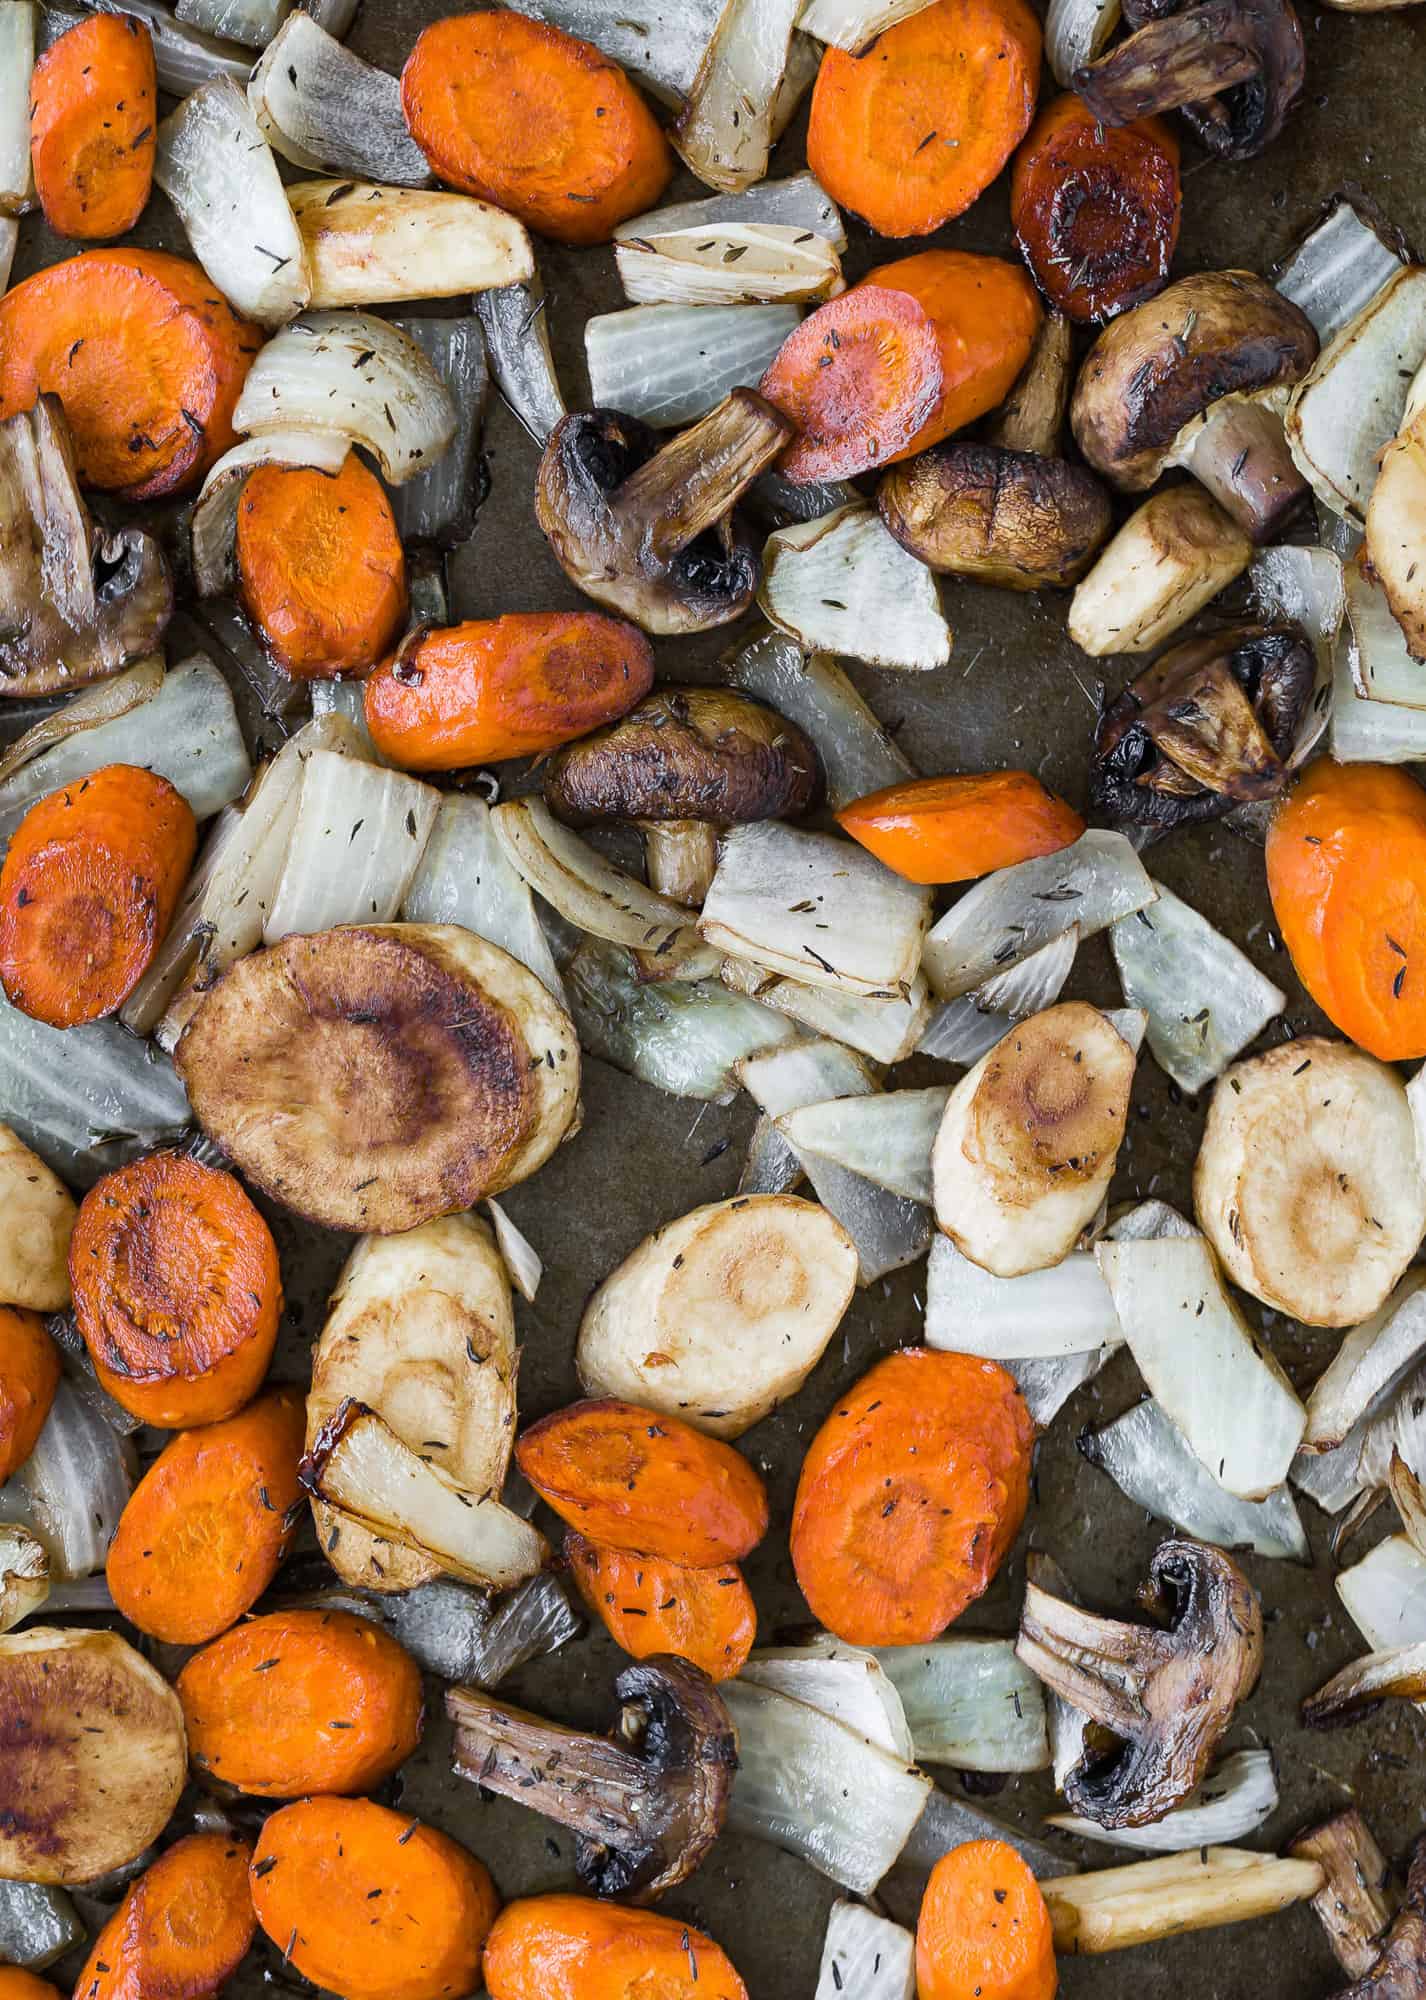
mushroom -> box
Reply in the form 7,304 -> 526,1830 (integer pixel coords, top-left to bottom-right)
447,1653 -> 736,1902
985,311 -> 1076,460
1070,271 -> 1319,542
542,685 -> 821,907
1015,1537 -> 1263,1830
1090,622 -> 1316,833
0,396 -> 172,699
535,389 -> 794,637
1290,1810 -> 1399,1980
1331,1839 -> 1426,2000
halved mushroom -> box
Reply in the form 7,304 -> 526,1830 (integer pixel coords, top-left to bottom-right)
879,443 -> 1112,592
535,390 -> 793,636
1016,1538 -> 1264,1830
0,397 -> 172,699
1071,272 -> 1319,541
448,1654 -> 736,1902
1068,487 -> 1252,658
1290,1810 -> 1398,1979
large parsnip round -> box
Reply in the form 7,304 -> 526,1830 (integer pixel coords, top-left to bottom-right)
1194,1037 -> 1426,1326
0,1123 -> 75,1310
176,923 -> 581,1233
577,1195 -> 859,1438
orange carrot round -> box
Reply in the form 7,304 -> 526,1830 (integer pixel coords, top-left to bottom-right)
0,765 -> 195,1028
0,250 -> 259,499
808,0 -> 1041,239
483,1895 -> 748,2000
178,1608 -> 424,1797
917,1840 -> 1057,2000
74,1832 -> 256,2000
791,1349 -> 1034,1647
29,14 -> 156,241
0,1973 -> 64,2000
106,1387 -> 306,1645
0,1307 -> 62,1484
517,1399 -> 768,1566
70,1151 -> 281,1427
837,772 -> 1085,884
364,612 -> 656,771
402,13 -> 671,246
760,251 -> 1041,484
564,1532 -> 757,1682
249,1798 -> 498,2000
235,453 -> 408,681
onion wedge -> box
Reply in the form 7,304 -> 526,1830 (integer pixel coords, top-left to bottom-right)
0,994 -> 190,1184
388,317 -> 488,551
1277,201 -> 1404,345
924,1234 -> 1121,1361
1286,264 -> 1426,523
1006,1349 -> 1115,1427
191,431 -> 349,597
47,0 -> 252,91
673,0 -> 802,194
1040,1848 -> 1324,1954
778,1087 -> 949,1203
815,1902 -> 916,2000
249,12 -> 431,184
1337,1533 -> 1426,1651
919,928 -> 1081,1068
0,1880 -> 83,1971
506,0 -> 725,104
1044,0 -> 1120,86
760,505 -> 951,672
730,965 -> 931,1065
724,627 -> 914,811
1047,1751 -> 1280,1853
0,1 -> 35,216
621,173 -> 845,247
403,795 -> 564,1002
1332,633 -> 1426,760
0,656 -> 164,791
1302,1274 -> 1426,1452
485,1197 -> 542,1305
873,1639 -> 1050,1773
174,0 -> 288,48
615,224 -> 842,307
896,1784 -> 1070,1883
1303,1642 -> 1426,1726
291,180 -> 533,308
1344,559 -> 1426,708
798,0 -> 940,51
263,748 -> 440,943
18,1378 -> 133,1579
740,1638 -> 914,1759
585,304 -> 803,429
476,277 -> 567,448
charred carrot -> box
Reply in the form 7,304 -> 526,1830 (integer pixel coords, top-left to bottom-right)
836,772 -> 1085,885
70,1151 -> 281,1426
29,14 -> 156,241
917,1840 -> 1057,2000
564,1531 -> 756,1682
0,1308 -> 62,1484
0,765 -> 195,1028
483,1895 -> 749,2000
364,612 -> 656,771
249,1797 -> 498,2000
106,1387 -> 305,1644
74,1832 -> 256,2000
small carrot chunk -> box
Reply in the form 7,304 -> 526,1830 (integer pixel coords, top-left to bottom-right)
0,1973 -> 64,2000
483,1894 -> 749,2000
917,1840 -> 1057,2000
74,1832 -> 256,2000
106,1387 -> 306,1645
178,1608 -> 425,1797
791,1349 -> 1034,1647
564,1531 -> 757,1681
402,13 -> 672,246
70,1151 -> 282,1427
29,14 -> 156,241
0,765 -> 195,1029
516,1399 -> 768,1566
364,612 -> 656,771
249,1797 -> 498,2000
0,1307 -> 61,1484
837,771 -> 1085,885
235,452 -> 408,681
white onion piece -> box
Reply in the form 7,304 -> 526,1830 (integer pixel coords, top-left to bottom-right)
0,2 -> 35,214
1048,1751 -> 1279,1852
874,1640 -> 1050,1773
920,927 -> 1082,1065
50,0 -> 251,88
616,226 -> 843,308
752,470 -> 862,525
1331,614 -> 1426,760
388,317 -> 488,550
1304,1642 -> 1426,1725
476,279 -> 566,448
0,1526 -> 48,1633
741,1640 -> 915,1760
739,1114 -> 803,1196
309,677 -> 381,753
263,747 -> 439,943
816,1902 -> 916,2000
0,658 -> 165,790
925,1234 -> 1121,1361
456,1572 -> 583,1686
1024,1552 -> 1089,1791
898,1785 -> 1069,1882
779,1088 -> 949,1204
917,995 -> 1014,1066
674,0 -> 801,194
0,1882 -> 84,1971
1277,202 -> 1404,346
760,506 -> 951,672
1290,1415 -> 1374,1516
292,1572 -> 581,1684
303,0 -> 358,32
1286,265 -> 1426,523
191,430 -> 348,596
292,181 -> 532,308
182,593 -> 307,724
743,970 -> 930,1065
1356,1358 -> 1426,1497
506,0 -> 724,104
724,628 -> 914,811
1006,1349 -> 1115,1427
1337,1534 -> 1426,1650
0,999 -> 190,1183
1303,1275 -> 1426,1452
175,0 -> 286,47
485,1197 -> 542,1305
585,304 -> 801,429
621,173 -> 846,250
403,796 -> 564,1002
1247,543 -> 1343,769
798,0 -> 939,48
249,13 -> 431,184
1044,0 -> 1120,86
1345,559 -> 1426,707
19,1378 -> 133,1578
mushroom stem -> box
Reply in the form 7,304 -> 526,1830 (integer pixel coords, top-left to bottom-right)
1333,1840 -> 1426,2000
642,819 -> 720,907
984,311 -> 1074,460
1017,1582 -> 1171,1737
617,390 -> 793,563
1074,4 -> 1260,123
1172,394 -> 1311,542
449,1688 -> 656,1846
1290,1811 -> 1398,1979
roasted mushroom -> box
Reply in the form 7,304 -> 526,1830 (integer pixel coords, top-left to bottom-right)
535,391 -> 793,637
879,443 -> 1112,592
1291,1810 -> 1399,1979
1330,1839 -> 1426,2000
1071,271 -> 1319,541
985,312 -> 1076,460
447,1654 -> 736,1902
1015,1538 -> 1263,1830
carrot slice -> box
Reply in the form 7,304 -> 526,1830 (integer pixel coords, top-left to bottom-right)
178,1607 -> 424,1797
791,1348 -> 1034,1647
402,13 -> 672,246
364,613 -> 656,771
485,1896 -> 748,2000
807,0 -> 1041,239
0,765 -> 195,1029
837,772 -> 1085,885
74,1832 -> 256,2000
29,15 -> 156,241
235,452 -> 408,681
1012,95 -> 1181,324
0,250 -> 260,499
917,1840 -> 1057,2000
759,251 -> 1041,483
106,1387 -> 305,1644
0,1308 -> 62,1484
516,1398 -> 769,1565
70,1151 -> 281,1426
249,1797 -> 498,2000
0,1974 -> 63,2000
564,1531 -> 757,1682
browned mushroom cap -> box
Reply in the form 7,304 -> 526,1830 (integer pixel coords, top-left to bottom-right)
1334,1838 -> 1426,2000
878,442 -> 1113,591
1016,1537 -> 1263,1829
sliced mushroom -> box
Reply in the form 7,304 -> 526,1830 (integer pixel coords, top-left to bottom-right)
448,1654 -> 736,1902
535,390 -> 793,637
1332,1839 -> 1426,2000
879,442 -> 1112,592
1290,1810 -> 1398,1979
1068,487 -> 1252,658
1015,1538 -> 1263,1829
1071,272 -> 1319,541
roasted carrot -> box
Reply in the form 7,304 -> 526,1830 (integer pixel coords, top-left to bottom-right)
517,1399 -> 769,1566
74,1832 -> 256,2000
106,1387 -> 305,1645
917,1840 -> 1057,2000
364,612 -> 656,771
0,765 -> 195,1029
178,1608 -> 424,1797
759,251 -> 1041,484
1012,95 -> 1181,324
483,1895 -> 749,2000
0,1308 -> 61,1484
235,453 -> 408,681
70,1151 -> 281,1426
29,15 -> 156,241
0,250 -> 259,499
791,1349 -> 1034,1647
837,772 -> 1085,885
402,13 -> 672,247
807,0 -> 1041,240
249,1797 -> 498,2000
0,1973 -> 64,2000
564,1531 -> 756,1682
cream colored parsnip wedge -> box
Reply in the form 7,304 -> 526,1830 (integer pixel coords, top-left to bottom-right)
0,1122 -> 75,1310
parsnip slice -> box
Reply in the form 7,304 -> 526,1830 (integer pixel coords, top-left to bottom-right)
1067,488 -> 1251,656
0,1122 -> 75,1309
1041,1847 -> 1325,1954
290,179 -> 533,307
